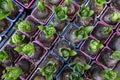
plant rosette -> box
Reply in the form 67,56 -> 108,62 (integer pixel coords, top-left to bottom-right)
15,55 -> 36,79
16,0 -> 34,8
80,37 -> 104,59
31,0 -> 54,25
6,0 -> 24,22
31,53 -> 63,80
14,16 -> 40,38
0,18 -> 13,37
91,21 -> 113,44
69,61 -> 91,75
75,5 -> 95,26
64,24 -> 93,48
1,66 -> 22,80
0,45 -> 21,67
36,21 -> 59,49
63,0 -> 80,21
111,0 -> 120,11
107,33 -> 120,51
86,64 -> 120,80
53,39 -> 74,61
97,47 -> 120,69
9,31 -> 30,46
87,0 -> 107,18
43,0 -> 63,7
100,7 -> 120,25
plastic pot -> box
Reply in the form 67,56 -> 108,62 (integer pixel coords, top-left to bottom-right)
6,0 -> 24,22
64,24 -> 83,48
80,37 -> 104,59
100,7 -> 119,25
31,4 -> 54,25
90,21 -> 113,44
96,46 -> 118,69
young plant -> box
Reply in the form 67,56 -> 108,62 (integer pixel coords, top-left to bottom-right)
95,0 -> 105,6
2,67 -> 22,80
36,0 -> 45,11
0,50 -> 8,62
14,43 -> 35,56
53,6 -> 68,22
14,19 -> 31,32
59,48 -> 77,60
69,62 -> 91,74
110,12 -> 120,22
0,0 -> 14,20
10,32 -> 25,44
38,22 -> 56,38
65,0 -> 71,6
102,68 -> 120,80
67,72 -> 84,80
102,25 -> 112,34
89,40 -> 104,52
73,26 -> 93,40
78,5 -> 94,20
40,61 -> 56,80
112,50 -> 120,60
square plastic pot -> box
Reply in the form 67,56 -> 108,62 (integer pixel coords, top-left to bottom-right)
96,46 -> 119,69
62,1 -> 80,21
90,21 -> 113,44
30,53 -> 63,80
107,32 -> 120,51
100,7 -> 119,26
31,4 -> 54,25
64,24 -> 83,48
84,62 -> 106,80
51,17 -> 70,36
87,0 -> 107,18
15,0 -> 34,8
80,37 -> 104,59
16,55 -> 36,80
35,31 -> 59,49
0,19 -> 13,37
52,38 -> 74,62
6,0 -> 24,22
30,41 -> 48,65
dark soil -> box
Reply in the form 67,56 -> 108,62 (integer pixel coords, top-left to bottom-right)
0,19 -> 10,34
17,0 -> 32,6
112,0 -> 120,11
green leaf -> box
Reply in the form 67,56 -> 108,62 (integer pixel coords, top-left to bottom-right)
36,0 -> 45,11
69,50 -> 77,57
60,48 -> 70,60
69,62 -> 91,74
2,67 -> 22,80
0,0 -> 13,20
102,25 -> 112,34
110,12 -> 120,22
65,0 -> 71,6
78,5 -> 94,20
102,68 -> 118,80
88,40 -> 104,52
53,6 -> 68,22
0,50 -> 8,62
112,51 -> 120,60
10,32 -> 25,44
14,44 -> 26,52
73,26 -> 93,40
40,61 -> 56,80
68,72 -> 82,80
38,25 -> 46,31
95,0 -> 105,6
17,20 -> 30,32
